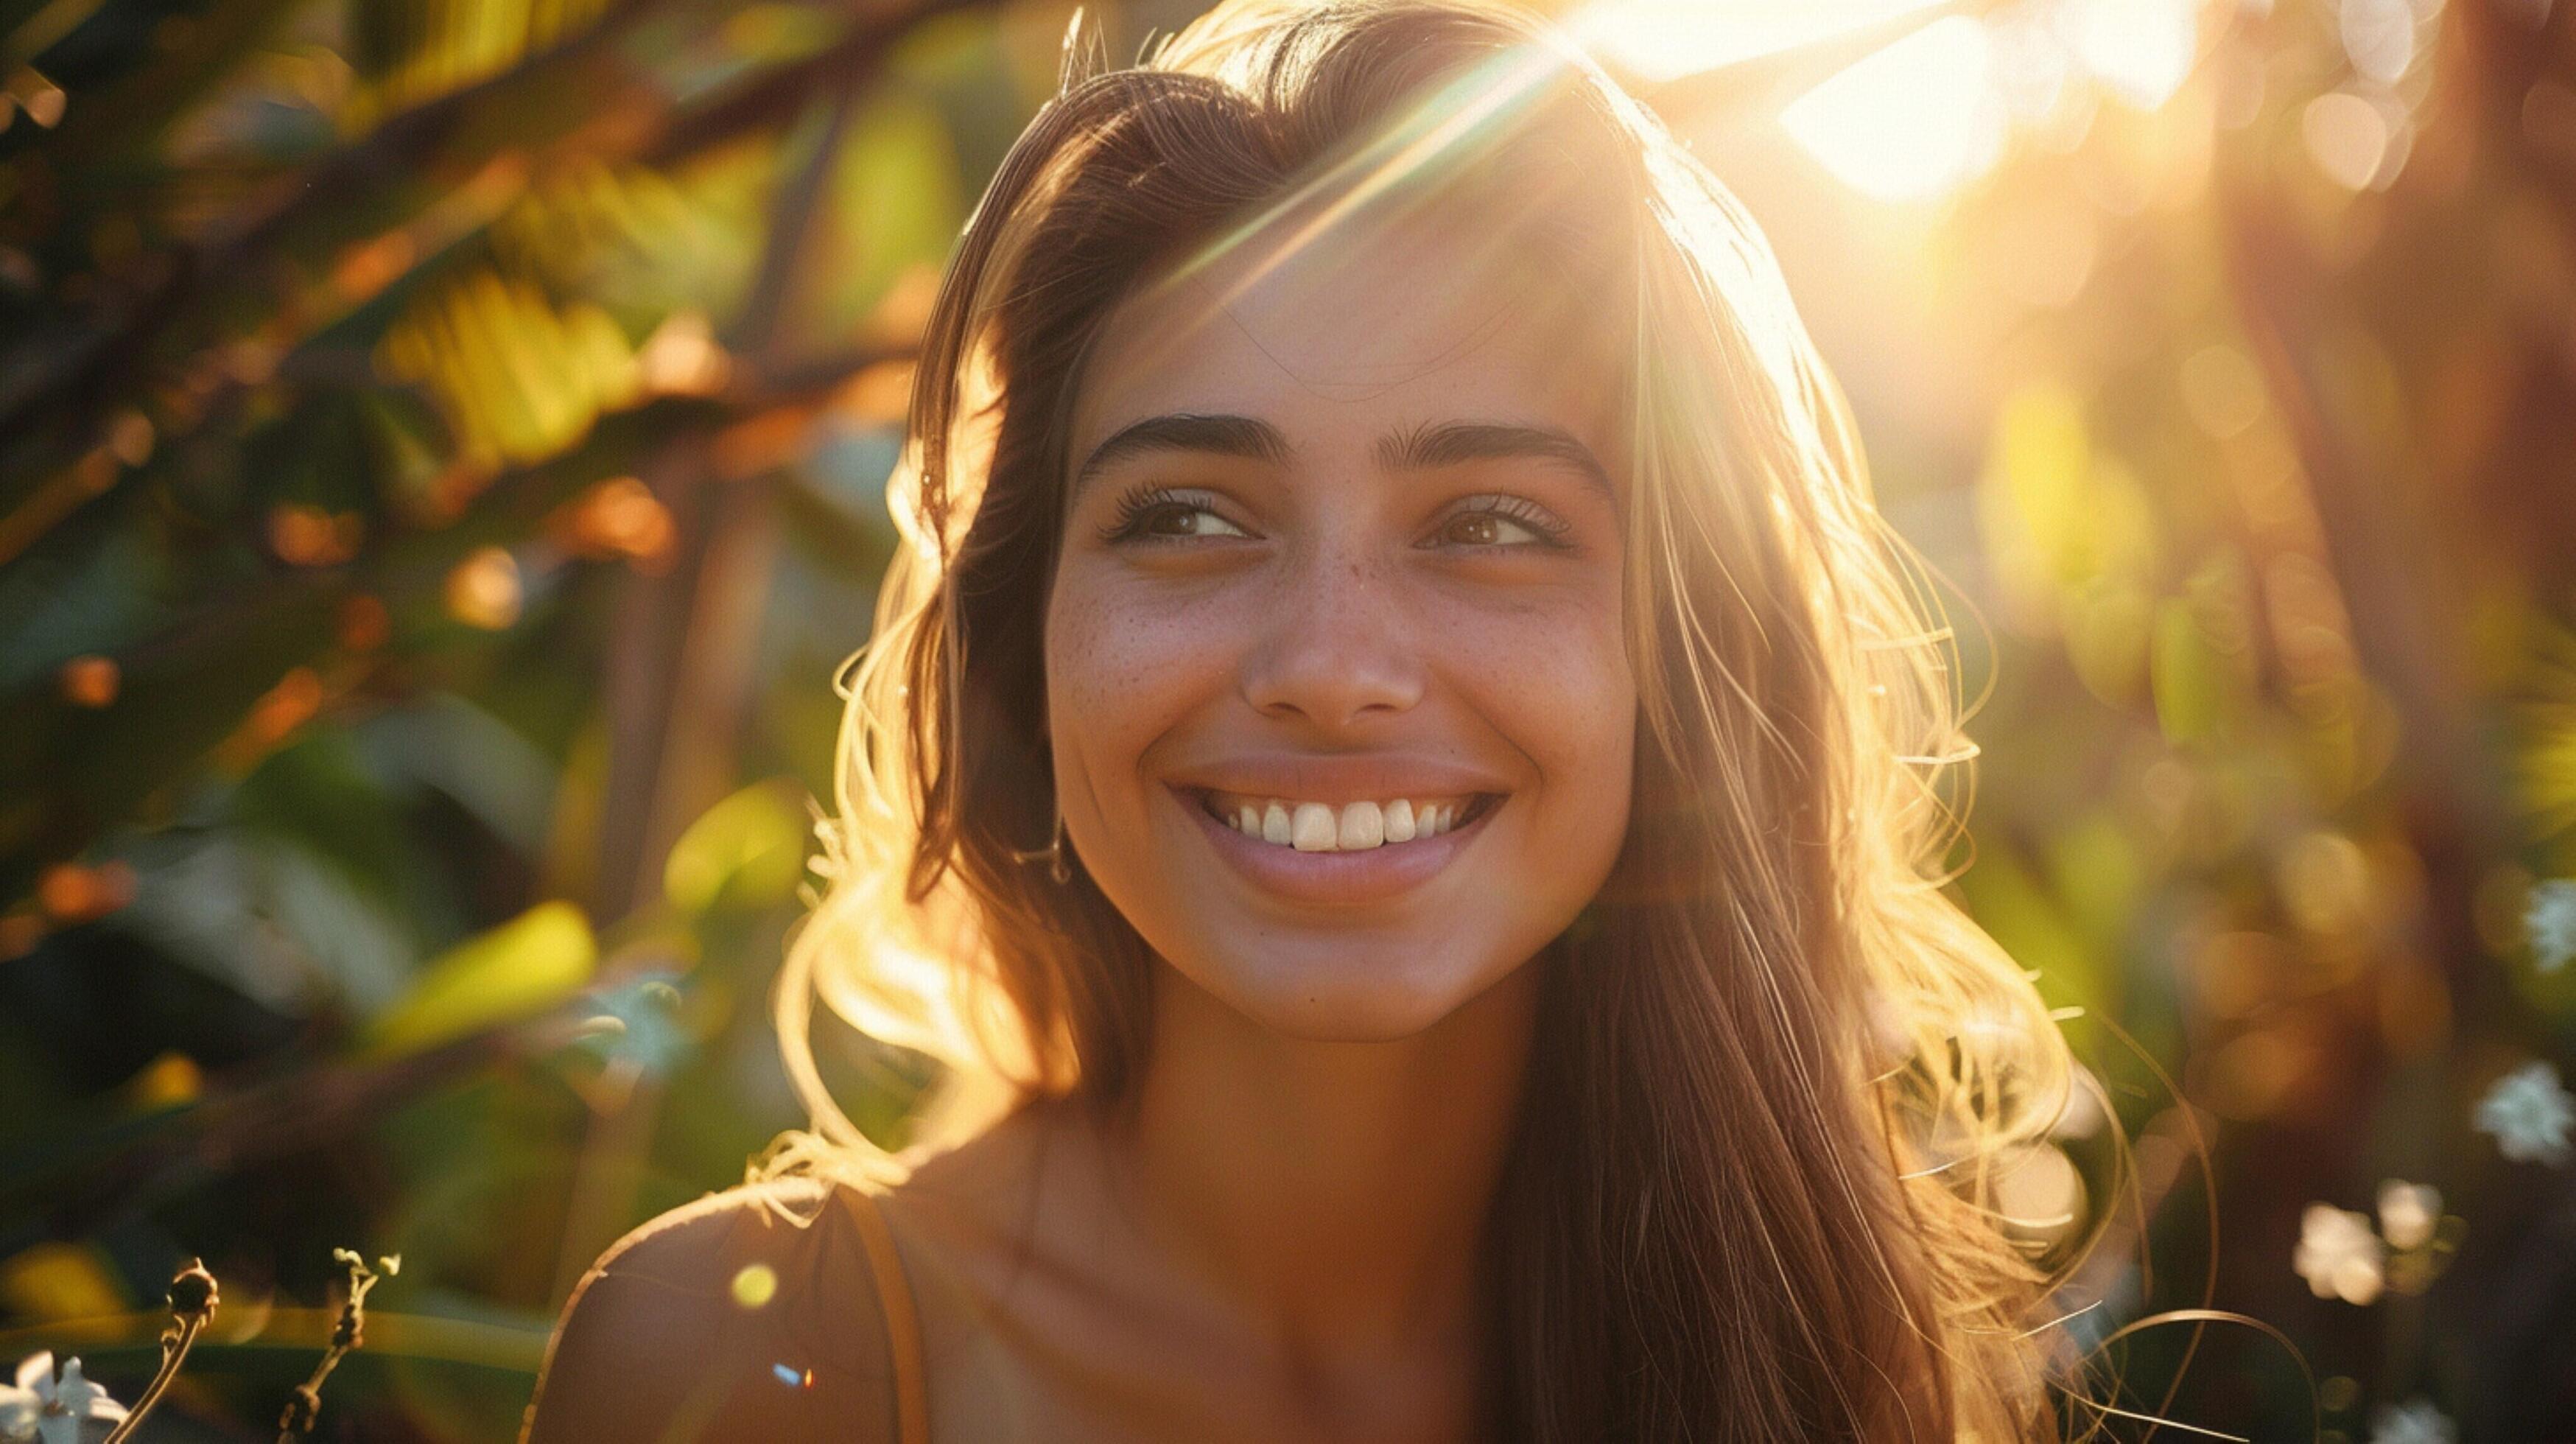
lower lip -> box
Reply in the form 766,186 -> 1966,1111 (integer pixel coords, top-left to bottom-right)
1176,790 -> 1497,907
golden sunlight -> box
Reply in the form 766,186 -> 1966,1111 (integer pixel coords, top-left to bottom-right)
1576,0 -> 2218,206
1777,15 -> 2010,204
1568,0 -> 1951,84
2057,0 -> 2206,112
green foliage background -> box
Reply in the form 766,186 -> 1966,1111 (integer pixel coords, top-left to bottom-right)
1,0 -> 2571,1437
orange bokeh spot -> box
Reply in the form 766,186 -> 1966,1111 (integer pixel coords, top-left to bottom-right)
338,594 -> 393,652
555,477 -> 675,572
37,861 -> 138,922
267,504 -> 365,567
58,656 -> 119,708
712,408 -> 812,482
445,547 -> 523,630
246,667 -> 325,746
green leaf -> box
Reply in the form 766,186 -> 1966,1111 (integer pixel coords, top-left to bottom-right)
1954,849 -> 2103,1056
664,779 -> 807,915
790,91 -> 964,354
2150,596 -> 2225,746
365,900 -> 596,1057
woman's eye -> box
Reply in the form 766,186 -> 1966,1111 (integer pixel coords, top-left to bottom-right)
1442,513 -> 1534,547
1431,500 -> 1572,551
1143,505 -> 1249,539
1101,492 -> 1252,544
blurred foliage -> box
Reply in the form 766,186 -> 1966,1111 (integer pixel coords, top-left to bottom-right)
1647,0 -> 2576,1433
0,0 -> 2571,1437
0,0 -> 1112,1434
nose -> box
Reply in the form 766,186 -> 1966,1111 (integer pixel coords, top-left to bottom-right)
1238,544 -> 1426,730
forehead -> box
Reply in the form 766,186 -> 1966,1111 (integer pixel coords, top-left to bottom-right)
1068,209 -> 1621,463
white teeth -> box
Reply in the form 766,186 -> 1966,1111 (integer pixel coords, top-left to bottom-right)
1218,793 -> 1481,849
1337,800 -> 1383,850
1383,799 -> 1415,843
1291,802 -> 1338,851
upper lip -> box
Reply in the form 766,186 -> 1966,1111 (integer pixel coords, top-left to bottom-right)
1167,753 -> 1512,806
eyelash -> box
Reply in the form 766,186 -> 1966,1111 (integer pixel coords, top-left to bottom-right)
1443,494 -> 1576,550
1096,486 -> 1576,552
1098,487 -> 1228,545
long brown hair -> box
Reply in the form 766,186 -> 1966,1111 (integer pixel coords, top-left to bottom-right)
762,1 -> 2080,1436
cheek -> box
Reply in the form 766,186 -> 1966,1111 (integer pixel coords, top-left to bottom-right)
1044,568 -> 1237,785
1503,606 -> 1637,922
1449,586 -> 1636,785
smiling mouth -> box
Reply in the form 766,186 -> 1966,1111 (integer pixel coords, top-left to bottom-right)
1187,788 -> 1503,851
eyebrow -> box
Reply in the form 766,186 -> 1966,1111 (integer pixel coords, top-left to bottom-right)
1374,420 -> 1615,505
1070,413 -> 1615,507
1072,413 -> 1290,499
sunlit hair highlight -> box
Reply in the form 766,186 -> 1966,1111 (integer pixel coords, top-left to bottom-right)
759,1 -> 2090,1437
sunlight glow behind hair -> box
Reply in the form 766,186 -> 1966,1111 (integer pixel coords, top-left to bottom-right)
1568,0 -> 1951,85
2058,0 -> 2205,111
1777,15 -> 2009,204
1578,0 -> 2220,206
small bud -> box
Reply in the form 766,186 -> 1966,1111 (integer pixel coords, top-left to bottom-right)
166,1258 -> 220,1321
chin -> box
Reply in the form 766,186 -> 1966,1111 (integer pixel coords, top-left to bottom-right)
1182,943 -> 1513,1042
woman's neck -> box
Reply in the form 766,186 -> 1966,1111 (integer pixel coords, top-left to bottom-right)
1106,958 -> 1542,1363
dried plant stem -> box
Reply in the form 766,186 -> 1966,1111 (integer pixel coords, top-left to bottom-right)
276,1250 -> 396,1442
102,1260 -> 220,1444
96,1313 -> 203,1444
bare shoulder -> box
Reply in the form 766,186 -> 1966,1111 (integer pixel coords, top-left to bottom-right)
884,1096 -> 1084,1246
871,1101 -> 1135,1439
519,1174 -> 905,1443
876,1101 -> 1257,1442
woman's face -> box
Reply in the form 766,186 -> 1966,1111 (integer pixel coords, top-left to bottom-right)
1045,220 -> 1637,1040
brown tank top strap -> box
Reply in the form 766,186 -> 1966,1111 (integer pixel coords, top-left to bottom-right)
840,1184 -> 930,1444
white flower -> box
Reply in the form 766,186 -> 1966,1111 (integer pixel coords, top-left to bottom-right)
2370,1396 -> 2457,1444
2292,1203 -> 2384,1304
2475,1060 -> 2575,1165
1,1353 -> 128,1444
2530,878 -> 2576,972
2376,1179 -> 2440,1251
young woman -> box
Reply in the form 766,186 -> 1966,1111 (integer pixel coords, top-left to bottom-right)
523,1 -> 2082,1437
